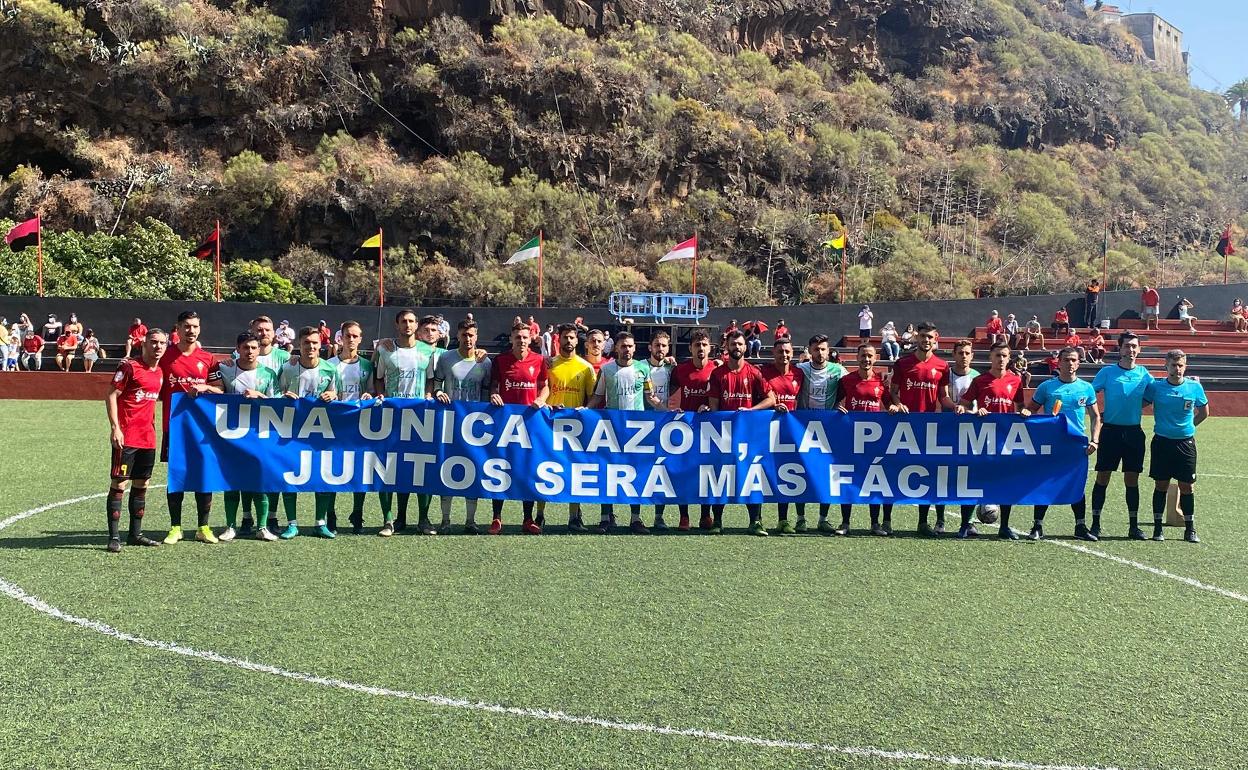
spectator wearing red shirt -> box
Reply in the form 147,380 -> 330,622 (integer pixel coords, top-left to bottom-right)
833,343 -> 892,536
672,329 -> 718,530
20,331 -> 44,370
1141,285 -> 1160,330
760,337 -> 804,534
1088,329 -> 1106,362
773,319 -> 789,343
55,331 -> 79,371
488,322 -> 550,535
124,317 -> 148,358
958,342 -> 1030,540
1052,307 -> 1070,336
103,327 -> 168,552
706,330 -> 774,536
985,310 -> 1007,346
1064,331 -> 1085,361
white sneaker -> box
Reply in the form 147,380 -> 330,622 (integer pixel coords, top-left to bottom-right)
255,527 -> 278,541
218,527 -> 236,542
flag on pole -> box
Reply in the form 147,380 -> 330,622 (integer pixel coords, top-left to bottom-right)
822,231 -> 847,253
658,235 -> 697,262
1216,226 -> 1236,257
505,235 -> 542,265
4,217 -> 39,252
191,227 -> 219,260
352,233 -> 382,260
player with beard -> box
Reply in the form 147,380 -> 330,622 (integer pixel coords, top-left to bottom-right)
1090,331 -> 1152,539
103,329 -> 168,552
373,312 -> 440,536
489,323 -> 550,535
638,332 -> 677,529
835,344 -> 893,536
704,330 -> 775,536
589,332 -> 661,533
432,319 -> 493,534
277,327 -> 342,539
540,323 -> 596,532
159,310 -> 222,545
796,334 -> 847,533
959,342 -> 1030,540
215,332 -> 280,541
759,337 -> 804,534
237,315 -> 290,536
889,321 -> 962,537
672,330 -> 718,531
1026,347 -> 1100,542
329,320 -> 375,534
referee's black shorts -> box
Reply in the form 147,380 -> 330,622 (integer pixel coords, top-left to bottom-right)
1149,435 -> 1198,484
1095,423 -> 1146,473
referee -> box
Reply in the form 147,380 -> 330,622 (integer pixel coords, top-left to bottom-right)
1090,331 -> 1153,540
1143,350 -> 1209,543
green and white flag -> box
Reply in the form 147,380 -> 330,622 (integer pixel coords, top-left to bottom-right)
506,236 -> 541,265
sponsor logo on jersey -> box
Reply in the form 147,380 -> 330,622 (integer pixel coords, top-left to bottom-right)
505,378 -> 536,390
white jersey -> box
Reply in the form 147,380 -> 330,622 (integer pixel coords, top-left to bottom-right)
331,356 -> 374,401
950,367 -> 979,407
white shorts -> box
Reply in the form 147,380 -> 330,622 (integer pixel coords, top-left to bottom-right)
84,351 -> 99,361
1143,306 -> 1159,318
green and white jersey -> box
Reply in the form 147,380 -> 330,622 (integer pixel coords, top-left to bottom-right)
331,355 -> 375,401
278,358 -> 342,398
433,349 -> 493,402
216,361 -> 278,397
797,361 -> 847,409
950,367 -> 980,405
594,360 -> 651,410
375,341 -> 437,398
256,346 -> 290,372
637,358 -> 674,411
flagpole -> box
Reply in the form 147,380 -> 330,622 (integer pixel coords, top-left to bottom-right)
1102,223 -> 1108,289
692,230 -> 698,295
214,219 -> 222,302
839,229 -> 847,305
1225,223 -> 1232,286
36,215 -> 43,297
537,229 -> 544,309
378,228 -> 385,307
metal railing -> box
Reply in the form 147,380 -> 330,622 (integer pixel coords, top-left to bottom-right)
608,292 -> 709,323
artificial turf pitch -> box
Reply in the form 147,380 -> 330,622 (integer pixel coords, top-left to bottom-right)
0,400 -> 1245,770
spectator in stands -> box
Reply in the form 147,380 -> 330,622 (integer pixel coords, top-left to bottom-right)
1084,279 -> 1101,328
1087,328 -> 1106,363
1063,328 -> 1085,361
437,315 -> 451,349
1141,285 -> 1160,331
1009,351 -> 1032,390
572,316 -> 587,335
15,313 -> 32,340
1231,299 -> 1247,333
0,319 -> 10,372
81,329 -> 102,372
603,330 -> 615,356
124,317 -> 147,358
725,319 -> 739,336
1051,307 -> 1070,336
879,321 -> 900,361
527,315 -> 541,341
1005,313 -> 1020,348
540,324 -> 553,357
774,318 -> 789,343
1044,349 -> 1060,375
64,312 -> 82,337
745,326 -> 762,358
900,323 -> 916,352
4,322 -> 16,371
1178,297 -> 1198,334
858,305 -> 873,339
985,310 -> 1007,346
42,314 -> 62,346
55,327 -> 80,372
317,319 -> 333,357
275,319 -> 295,350
1023,315 -> 1045,350
21,330 -> 43,370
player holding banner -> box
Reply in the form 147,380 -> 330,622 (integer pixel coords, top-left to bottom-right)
541,323 -> 597,532
103,328 -> 168,552
214,332 -> 280,541
329,320 -> 374,534
759,337 -> 804,534
489,322 -> 549,535
958,342 -> 1030,540
835,343 -> 893,536
796,334 -> 846,533
432,319 -> 493,534
672,330 -> 718,530
639,332 -> 676,530
276,326 -> 342,539
589,332 -> 660,533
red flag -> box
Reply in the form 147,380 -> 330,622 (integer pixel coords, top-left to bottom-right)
191,228 -> 218,260
1217,227 -> 1236,257
4,217 -> 39,252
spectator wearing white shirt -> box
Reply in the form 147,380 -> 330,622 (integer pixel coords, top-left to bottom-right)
858,304 -> 873,339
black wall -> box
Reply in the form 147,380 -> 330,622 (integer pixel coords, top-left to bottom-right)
2,282 -> 1244,351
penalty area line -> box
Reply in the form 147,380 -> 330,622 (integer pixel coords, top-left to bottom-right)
0,495 -> 1136,770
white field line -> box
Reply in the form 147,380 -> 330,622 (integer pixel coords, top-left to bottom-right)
0,494 -> 1174,770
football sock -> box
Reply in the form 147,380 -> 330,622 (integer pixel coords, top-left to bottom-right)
1180,493 -> 1194,525
440,496 -> 454,522
935,504 -> 946,527
882,504 -> 893,529
818,503 -> 830,522
999,505 -> 1012,529
249,492 -> 271,528
1091,484 -> 1107,519
1033,505 -> 1048,524
918,504 -> 930,527
166,491 -> 184,527
1125,486 -> 1140,523
223,491 -> 241,529
840,503 -> 852,527
464,498 -> 478,524
713,504 -> 725,527
314,493 -> 333,525
267,492 -> 280,526
869,504 -> 880,527
1072,497 -> 1087,527
778,503 -> 790,522
194,492 -> 212,527
491,498 -> 504,521
128,490 -> 146,538
381,492 -> 395,523
351,493 -> 366,517
282,492 -> 298,523
747,503 -> 761,524
1152,489 -> 1166,525
959,504 -> 974,527
396,493 -> 411,524
417,493 -> 432,523
106,488 -> 124,540
654,504 -> 665,521
598,504 -> 612,525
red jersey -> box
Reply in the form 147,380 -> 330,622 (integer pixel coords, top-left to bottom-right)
673,360 -> 716,411
586,356 -> 610,375
964,371 -> 1025,413
22,335 -> 42,353
1064,334 -> 1082,348
1054,309 -> 1069,323
112,358 -> 164,449
986,317 -> 1003,334
708,362 -> 769,410
128,323 -> 147,343
759,363 -> 803,410
492,350 -> 548,406
1142,288 -> 1160,307
56,333 -> 78,350
773,325 -> 789,341
1090,334 -> 1105,349
838,371 -> 887,412
159,346 -> 220,430
893,354 -> 950,413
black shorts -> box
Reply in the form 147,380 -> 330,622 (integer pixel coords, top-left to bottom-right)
112,446 -> 156,481
1095,424 -> 1146,473
1149,436 -> 1197,484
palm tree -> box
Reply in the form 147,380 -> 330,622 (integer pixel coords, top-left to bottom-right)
1224,80 -> 1248,125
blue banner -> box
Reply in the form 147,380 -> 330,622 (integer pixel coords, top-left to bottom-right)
168,394 -> 1089,505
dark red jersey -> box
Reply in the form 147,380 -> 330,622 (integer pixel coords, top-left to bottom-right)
708,362 -> 769,411
159,346 -> 220,431
673,360 -> 716,411
492,350 -> 548,406
893,354 -> 950,413
964,371 -> 1025,414
838,371 -> 887,412
759,363 -> 803,411
113,358 -> 164,449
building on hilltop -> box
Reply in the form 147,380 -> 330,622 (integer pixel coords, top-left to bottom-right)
1094,5 -> 1188,77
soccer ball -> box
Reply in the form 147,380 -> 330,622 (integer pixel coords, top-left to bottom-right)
976,504 -> 1000,524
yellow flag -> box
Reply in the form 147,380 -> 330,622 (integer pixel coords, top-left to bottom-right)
360,234 -> 382,248
822,233 -> 846,251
